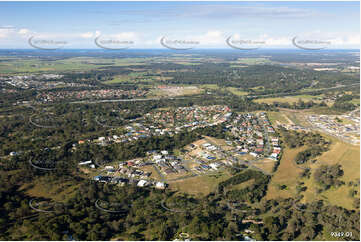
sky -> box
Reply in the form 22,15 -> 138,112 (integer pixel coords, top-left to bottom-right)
0,1 -> 359,49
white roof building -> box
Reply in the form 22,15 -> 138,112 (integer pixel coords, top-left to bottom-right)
137,180 -> 148,187
155,182 -> 166,189
78,160 -> 92,166
209,163 -> 220,170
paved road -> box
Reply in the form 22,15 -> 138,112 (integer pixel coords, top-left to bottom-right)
29,114 -> 60,128
203,136 -> 272,176
305,115 -> 359,145
152,164 -> 167,183
261,118 -> 272,155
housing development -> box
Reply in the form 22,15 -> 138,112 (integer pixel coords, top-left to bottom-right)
307,109 -> 360,144
87,110 -> 280,189
0,1 -> 359,242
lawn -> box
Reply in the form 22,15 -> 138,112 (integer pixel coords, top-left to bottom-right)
265,146 -> 305,200
226,87 -> 248,96
168,172 -> 231,196
199,85 -> 248,96
225,178 -> 255,191
285,111 -> 304,126
253,159 -> 276,174
18,176 -> 80,202
148,85 -> 202,98
199,84 -> 219,90
267,111 -> 289,125
350,98 -> 360,105
104,75 -> 132,84
141,165 -> 162,181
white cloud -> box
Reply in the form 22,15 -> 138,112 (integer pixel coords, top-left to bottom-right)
18,28 -> 30,35
195,31 -> 224,45
329,34 -> 360,46
263,36 -> 291,46
181,5 -> 317,19
0,27 -> 17,39
80,32 -> 94,39
112,32 -> 138,40
0,25 -> 358,49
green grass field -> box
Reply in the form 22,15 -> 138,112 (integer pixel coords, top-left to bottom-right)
266,128 -> 360,210
0,57 -> 149,74
199,84 -> 220,90
232,57 -> 272,65
267,111 -> 289,125
18,175 -> 80,202
253,160 -> 276,174
104,75 -> 132,84
301,135 -> 360,209
265,146 -> 305,200
350,98 -> 360,105
255,95 -> 324,105
168,171 -> 231,196
199,85 -> 248,96
226,87 -> 248,96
